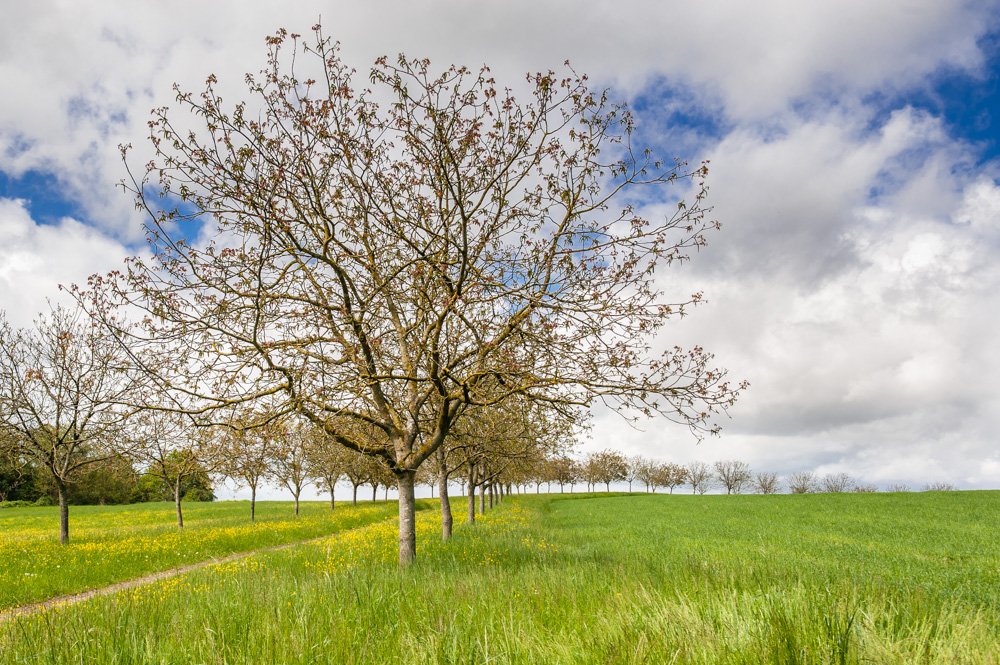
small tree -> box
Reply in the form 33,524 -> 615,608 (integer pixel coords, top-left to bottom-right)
218,418 -> 276,521
686,461 -> 714,495
270,419 -> 313,516
923,482 -> 957,491
655,462 -> 688,494
714,460 -> 752,494
853,483 -> 879,493
131,411 -> 219,528
0,306 -> 140,543
305,426 -> 347,510
752,471 -> 781,495
821,472 -> 854,493
887,483 -> 910,492
786,471 -> 818,494
588,449 -> 628,492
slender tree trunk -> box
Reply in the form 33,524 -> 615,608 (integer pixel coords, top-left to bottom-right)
438,450 -> 452,540
372,485 -> 377,502
174,478 -> 184,530
488,484 -> 494,509
352,484 -> 358,505
328,480 -> 336,510
250,484 -> 257,521
57,484 -> 69,545
294,491 -> 300,516
629,480 -> 633,492
384,486 -> 389,500
536,483 -> 540,494
467,484 -> 476,524
606,481 -> 611,492
479,484 -> 486,515
439,470 -> 452,541
397,470 -> 417,565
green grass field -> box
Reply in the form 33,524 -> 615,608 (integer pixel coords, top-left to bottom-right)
2,492 -> 998,664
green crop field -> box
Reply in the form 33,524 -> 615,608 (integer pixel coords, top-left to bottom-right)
2,492 -> 998,664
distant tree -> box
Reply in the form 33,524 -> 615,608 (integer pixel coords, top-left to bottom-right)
786,471 -> 818,494
305,426 -> 347,511
130,410 -> 219,528
686,461 -> 714,495
752,471 -> 781,495
853,483 -> 878,493
714,460 -> 752,494
0,432 -> 38,503
0,306 -> 141,543
923,482 -> 957,492
655,462 -> 688,494
270,419 -> 313,516
218,417 -> 276,521
625,455 -> 644,492
588,450 -> 628,492
887,483 -> 911,492
820,472 -> 854,493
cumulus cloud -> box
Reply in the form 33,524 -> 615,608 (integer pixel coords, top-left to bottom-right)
0,198 -> 132,328
3,1 -> 999,493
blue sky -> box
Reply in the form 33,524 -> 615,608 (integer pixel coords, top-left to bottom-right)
2,0 -> 999,497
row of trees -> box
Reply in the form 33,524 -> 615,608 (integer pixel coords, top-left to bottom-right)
0,26 -> 747,562
527,455 -> 957,496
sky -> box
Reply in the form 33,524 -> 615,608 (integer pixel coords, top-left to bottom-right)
1,0 -> 999,499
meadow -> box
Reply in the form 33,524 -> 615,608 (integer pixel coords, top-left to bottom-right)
0,499 -> 404,609
2,491 -> 998,664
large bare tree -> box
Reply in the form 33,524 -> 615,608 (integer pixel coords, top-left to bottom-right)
95,26 -> 743,563
0,306 -> 140,543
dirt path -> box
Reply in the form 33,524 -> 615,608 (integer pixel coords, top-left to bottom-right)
0,521 -> 379,624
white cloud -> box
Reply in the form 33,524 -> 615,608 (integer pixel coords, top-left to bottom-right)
0,198 -> 132,328
2,1 -> 999,491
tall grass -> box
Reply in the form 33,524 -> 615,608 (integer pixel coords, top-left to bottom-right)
2,492 -> 997,663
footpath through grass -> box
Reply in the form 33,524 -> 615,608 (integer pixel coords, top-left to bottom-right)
0,500 -> 403,610
2,491 -> 998,664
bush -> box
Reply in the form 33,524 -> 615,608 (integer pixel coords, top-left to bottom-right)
0,500 -> 37,509
34,495 -> 55,506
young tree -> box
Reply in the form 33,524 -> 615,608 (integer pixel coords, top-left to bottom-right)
0,306 -> 140,543
625,455 -> 645,493
656,462 -> 688,494
714,460 -> 752,494
821,472 -> 854,493
130,410 -> 219,528
270,419 -> 313,515
101,27 -> 743,564
588,450 -> 629,492
686,461 -> 714,495
218,417 -> 276,521
304,425 -> 347,510
752,471 -> 781,495
786,471 -> 818,494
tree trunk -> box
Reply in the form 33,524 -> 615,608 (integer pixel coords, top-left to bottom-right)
372,485 -> 377,502
488,484 -> 494,509
479,484 -> 486,515
437,450 -> 452,540
328,481 -> 336,510
352,484 -> 358,505
467,484 -> 476,524
606,481 -> 611,492
57,484 -> 69,545
397,470 -> 417,565
174,479 -> 184,530
294,491 -> 300,516
250,485 -> 257,521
